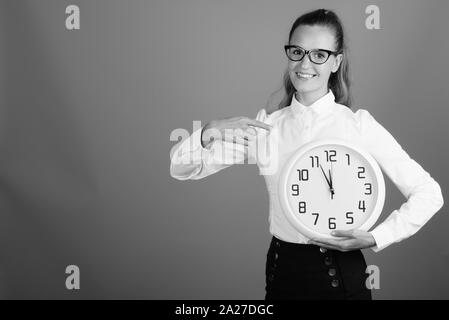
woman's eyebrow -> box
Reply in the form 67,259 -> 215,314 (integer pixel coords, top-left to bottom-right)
290,44 -> 332,51
290,44 -> 315,49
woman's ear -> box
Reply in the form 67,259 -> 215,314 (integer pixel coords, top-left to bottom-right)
331,54 -> 343,73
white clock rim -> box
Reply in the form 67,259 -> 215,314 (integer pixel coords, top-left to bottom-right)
278,138 -> 385,240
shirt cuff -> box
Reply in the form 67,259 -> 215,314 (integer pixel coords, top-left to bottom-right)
171,126 -> 211,172
369,222 -> 396,252
185,126 -> 211,172
198,125 -> 215,150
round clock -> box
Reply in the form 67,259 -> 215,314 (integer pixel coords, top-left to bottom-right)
278,139 -> 385,240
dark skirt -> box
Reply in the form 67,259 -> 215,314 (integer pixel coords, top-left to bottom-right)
265,236 -> 372,300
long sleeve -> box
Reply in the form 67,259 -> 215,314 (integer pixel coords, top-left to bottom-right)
357,110 -> 445,252
170,109 -> 266,180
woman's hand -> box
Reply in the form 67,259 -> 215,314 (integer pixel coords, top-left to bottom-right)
201,116 -> 272,148
308,230 -> 376,251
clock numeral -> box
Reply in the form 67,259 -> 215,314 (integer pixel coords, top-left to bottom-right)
325,150 -> 337,162
291,184 -> 299,196
296,169 -> 309,181
364,183 -> 372,195
328,217 -> 336,230
346,212 -> 354,225
298,201 -> 306,214
312,213 -> 319,225
309,155 -> 320,168
346,153 -> 351,166
357,166 -> 366,179
358,200 -> 366,213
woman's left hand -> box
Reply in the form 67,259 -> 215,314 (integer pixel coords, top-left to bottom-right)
308,230 -> 376,251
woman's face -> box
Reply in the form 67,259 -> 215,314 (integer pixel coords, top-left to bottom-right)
288,25 -> 343,101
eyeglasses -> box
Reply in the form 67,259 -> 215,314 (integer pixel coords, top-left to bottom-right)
284,45 -> 339,64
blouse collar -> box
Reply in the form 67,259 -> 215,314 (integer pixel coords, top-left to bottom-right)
290,89 -> 336,116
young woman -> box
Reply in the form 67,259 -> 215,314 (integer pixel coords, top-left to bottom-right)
170,9 -> 444,300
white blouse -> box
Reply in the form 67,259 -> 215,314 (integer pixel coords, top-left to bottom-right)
170,90 -> 444,252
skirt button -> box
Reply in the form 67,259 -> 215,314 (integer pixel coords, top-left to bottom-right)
331,279 -> 340,288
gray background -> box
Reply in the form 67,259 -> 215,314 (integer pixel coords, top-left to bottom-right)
0,0 -> 448,299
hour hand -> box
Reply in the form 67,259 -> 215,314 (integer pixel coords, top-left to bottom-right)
328,168 -> 335,199
329,163 -> 335,191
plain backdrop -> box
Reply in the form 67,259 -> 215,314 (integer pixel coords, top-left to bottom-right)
0,0 -> 448,299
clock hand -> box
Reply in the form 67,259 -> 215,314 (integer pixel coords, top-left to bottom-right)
329,161 -> 335,192
329,167 -> 335,199
319,164 -> 333,197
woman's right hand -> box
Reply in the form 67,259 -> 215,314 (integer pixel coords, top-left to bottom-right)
201,116 -> 272,148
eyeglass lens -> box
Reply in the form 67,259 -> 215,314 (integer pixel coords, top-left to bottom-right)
286,47 -> 329,64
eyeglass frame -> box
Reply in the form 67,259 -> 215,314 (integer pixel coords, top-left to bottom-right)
284,45 -> 341,65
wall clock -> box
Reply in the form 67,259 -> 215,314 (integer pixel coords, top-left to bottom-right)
278,139 -> 385,239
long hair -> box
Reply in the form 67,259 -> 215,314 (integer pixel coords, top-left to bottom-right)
266,9 -> 352,114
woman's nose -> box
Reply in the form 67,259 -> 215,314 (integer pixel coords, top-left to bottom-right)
299,54 -> 313,68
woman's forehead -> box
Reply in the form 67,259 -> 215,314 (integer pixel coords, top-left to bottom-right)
290,25 -> 336,50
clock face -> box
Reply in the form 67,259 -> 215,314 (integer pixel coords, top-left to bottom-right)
279,139 -> 385,239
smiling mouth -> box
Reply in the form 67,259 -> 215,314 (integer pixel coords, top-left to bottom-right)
296,72 -> 317,79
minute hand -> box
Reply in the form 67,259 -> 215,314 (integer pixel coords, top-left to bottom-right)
319,164 -> 332,188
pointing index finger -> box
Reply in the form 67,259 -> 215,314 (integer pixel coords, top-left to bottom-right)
247,119 -> 273,131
